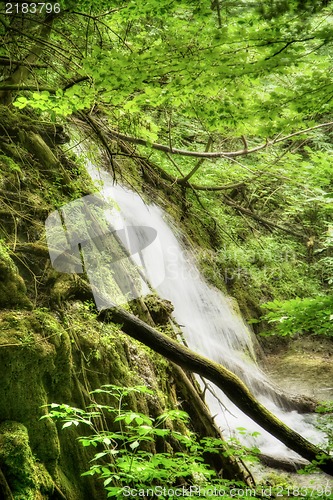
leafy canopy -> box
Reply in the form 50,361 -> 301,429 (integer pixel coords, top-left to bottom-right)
1,0 -> 332,140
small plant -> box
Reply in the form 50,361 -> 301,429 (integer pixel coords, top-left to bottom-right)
0,154 -> 22,173
260,295 -> 333,337
41,384 -> 260,499
315,401 -> 333,452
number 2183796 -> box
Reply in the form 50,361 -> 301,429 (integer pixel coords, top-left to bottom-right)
5,3 -> 61,14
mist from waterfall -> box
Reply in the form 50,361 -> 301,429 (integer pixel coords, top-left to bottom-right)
86,161 -> 325,461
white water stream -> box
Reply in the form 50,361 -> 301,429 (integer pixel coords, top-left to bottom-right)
85,162 -> 325,462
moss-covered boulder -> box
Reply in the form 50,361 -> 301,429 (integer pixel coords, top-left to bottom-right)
0,243 -> 32,308
0,421 -> 54,500
0,306 -> 205,499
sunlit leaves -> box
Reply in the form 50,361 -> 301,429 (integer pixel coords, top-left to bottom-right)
261,295 -> 333,337
44,384 -> 260,498
14,87 -> 94,117
6,0 -> 332,144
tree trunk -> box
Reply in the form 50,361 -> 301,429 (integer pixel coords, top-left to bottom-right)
170,363 -> 254,484
99,307 -> 333,477
0,14 -> 55,105
0,467 -> 14,500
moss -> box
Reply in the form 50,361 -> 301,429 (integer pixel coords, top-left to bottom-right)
0,312 -> 63,472
0,421 -> 54,500
143,294 -> 174,325
227,282 -> 263,324
0,242 -> 32,309
0,154 -> 22,174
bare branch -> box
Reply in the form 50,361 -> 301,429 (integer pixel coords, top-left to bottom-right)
0,14 -> 55,104
106,120 -> 333,159
80,112 -> 117,178
223,196 -> 305,239
190,181 -> 246,191
211,0 -> 222,28
63,76 -> 90,91
0,57 -> 47,68
0,76 -> 90,94
157,152 -> 245,191
0,85 -> 56,92
165,153 -> 185,178
264,37 -> 316,61
0,465 -> 14,500
179,136 -> 213,183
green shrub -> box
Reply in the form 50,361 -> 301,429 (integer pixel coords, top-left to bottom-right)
261,295 -> 333,337
42,384 -> 259,499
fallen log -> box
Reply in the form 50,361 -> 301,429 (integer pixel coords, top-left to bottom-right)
98,307 -> 333,477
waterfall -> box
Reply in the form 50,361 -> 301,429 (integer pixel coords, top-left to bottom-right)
84,161 -> 324,461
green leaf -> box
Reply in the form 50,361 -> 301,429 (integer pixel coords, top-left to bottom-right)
62,421 -> 76,429
129,440 -> 140,450
91,452 -> 108,461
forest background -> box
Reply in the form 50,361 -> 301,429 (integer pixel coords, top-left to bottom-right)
1,0 -> 333,499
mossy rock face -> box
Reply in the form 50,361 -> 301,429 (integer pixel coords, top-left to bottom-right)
0,311 -> 68,473
143,294 -> 174,325
0,308 -> 106,498
50,275 -> 92,306
0,108 -> 249,495
0,421 -> 54,500
0,105 -> 69,147
0,243 -> 32,308
0,305 -> 188,499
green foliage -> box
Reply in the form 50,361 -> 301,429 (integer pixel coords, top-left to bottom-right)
0,422 -> 54,500
269,400 -> 333,489
314,228 -> 333,285
3,2 -> 333,323
215,237 -> 319,299
0,154 -> 22,173
42,384 -> 260,499
6,0 -> 333,138
14,89 -> 93,119
42,385 -> 333,498
4,2 -> 333,492
261,295 -> 333,337
316,401 -> 333,452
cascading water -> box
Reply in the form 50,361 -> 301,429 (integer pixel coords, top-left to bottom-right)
85,159 -> 325,463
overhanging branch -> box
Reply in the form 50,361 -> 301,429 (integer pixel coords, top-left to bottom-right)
106,121 -> 333,159
0,13 -> 55,104
0,76 -> 90,94
0,57 -> 47,68
223,196 -> 306,239
190,181 -> 245,191
0,85 -> 56,93
178,136 -> 213,183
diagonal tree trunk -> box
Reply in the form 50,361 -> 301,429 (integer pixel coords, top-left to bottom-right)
98,306 -> 333,477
